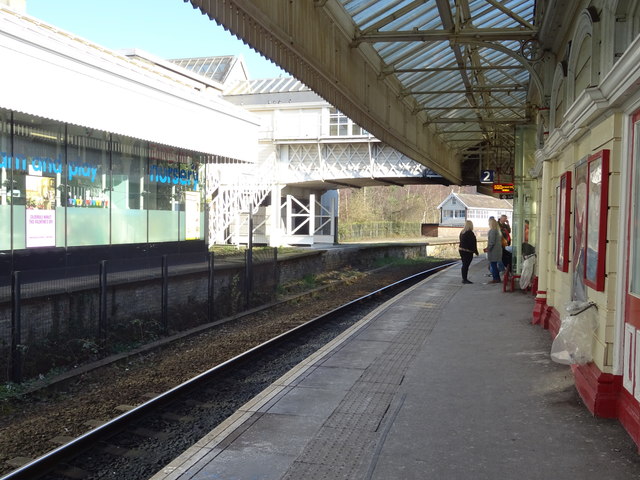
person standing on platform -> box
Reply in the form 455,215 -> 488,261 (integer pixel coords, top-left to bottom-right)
499,214 -> 512,271
484,217 -> 503,284
498,214 -> 511,246
458,220 -> 478,284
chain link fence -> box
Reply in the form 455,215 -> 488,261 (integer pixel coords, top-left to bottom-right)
0,247 -> 279,383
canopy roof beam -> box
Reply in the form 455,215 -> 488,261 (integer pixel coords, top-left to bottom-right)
353,28 -> 536,44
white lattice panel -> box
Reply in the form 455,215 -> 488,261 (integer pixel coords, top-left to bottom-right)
374,145 -> 426,177
288,144 -> 319,179
278,141 -> 429,184
207,161 -> 274,245
324,143 -> 370,178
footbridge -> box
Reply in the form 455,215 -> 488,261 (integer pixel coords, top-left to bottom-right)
205,141 -> 441,246
207,76 -> 447,246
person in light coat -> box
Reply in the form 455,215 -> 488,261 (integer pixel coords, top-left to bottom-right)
484,217 -> 502,284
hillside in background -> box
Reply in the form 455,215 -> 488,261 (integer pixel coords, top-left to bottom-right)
339,184 -> 477,225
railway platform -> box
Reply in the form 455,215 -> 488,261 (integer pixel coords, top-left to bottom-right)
150,259 -> 640,480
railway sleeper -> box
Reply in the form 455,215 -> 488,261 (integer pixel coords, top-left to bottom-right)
98,443 -> 148,459
129,427 -> 170,440
160,412 -> 194,423
52,464 -> 90,480
50,435 -> 76,445
5,457 -> 33,469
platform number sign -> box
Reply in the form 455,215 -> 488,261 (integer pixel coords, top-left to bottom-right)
481,170 -> 494,183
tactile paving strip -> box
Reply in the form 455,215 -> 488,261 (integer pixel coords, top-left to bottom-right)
282,426 -> 378,480
281,280 -> 458,479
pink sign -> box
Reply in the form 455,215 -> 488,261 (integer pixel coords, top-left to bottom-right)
26,210 -> 56,247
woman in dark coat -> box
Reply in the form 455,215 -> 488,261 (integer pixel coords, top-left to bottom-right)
458,220 -> 479,284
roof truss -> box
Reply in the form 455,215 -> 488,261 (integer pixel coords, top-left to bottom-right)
342,0 -> 539,183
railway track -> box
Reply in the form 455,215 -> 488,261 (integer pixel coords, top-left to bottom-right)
1,262 -> 455,480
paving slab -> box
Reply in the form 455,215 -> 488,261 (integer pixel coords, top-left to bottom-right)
151,260 -> 640,480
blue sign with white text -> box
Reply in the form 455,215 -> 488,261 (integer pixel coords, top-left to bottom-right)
480,170 -> 494,183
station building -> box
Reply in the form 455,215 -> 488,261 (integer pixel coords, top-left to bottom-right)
437,192 -> 513,230
0,6 -> 259,269
0,4 -> 438,263
527,2 -> 640,447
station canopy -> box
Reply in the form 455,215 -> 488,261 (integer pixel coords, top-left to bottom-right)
339,0 -> 539,172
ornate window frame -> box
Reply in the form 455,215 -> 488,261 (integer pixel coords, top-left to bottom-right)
567,10 -> 599,104
550,63 -> 567,130
584,149 -> 610,291
556,171 -> 572,272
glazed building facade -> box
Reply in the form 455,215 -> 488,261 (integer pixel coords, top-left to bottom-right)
0,109 -> 210,249
0,7 -> 258,258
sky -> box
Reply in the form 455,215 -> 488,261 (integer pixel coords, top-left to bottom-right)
26,0 -> 287,79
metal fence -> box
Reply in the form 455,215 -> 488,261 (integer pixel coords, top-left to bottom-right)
338,221 -> 422,241
0,247 -> 279,383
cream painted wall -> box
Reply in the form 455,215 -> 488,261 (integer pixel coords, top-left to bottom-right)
542,111 -> 623,371
534,0 -> 640,378
542,108 -> 631,373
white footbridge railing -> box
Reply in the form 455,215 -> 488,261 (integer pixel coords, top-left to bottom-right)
206,162 -> 273,246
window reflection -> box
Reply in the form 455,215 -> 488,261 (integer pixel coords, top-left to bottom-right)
66,125 -> 110,246
112,135 -> 147,244
0,107 -> 208,250
11,113 -> 64,248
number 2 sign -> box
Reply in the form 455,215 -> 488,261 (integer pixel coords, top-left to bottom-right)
481,170 -> 494,183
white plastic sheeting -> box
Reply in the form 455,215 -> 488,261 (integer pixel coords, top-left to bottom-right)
550,302 -> 598,365
0,8 -> 259,162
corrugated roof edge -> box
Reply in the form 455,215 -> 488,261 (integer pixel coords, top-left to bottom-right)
0,7 -> 258,124
225,76 -> 310,95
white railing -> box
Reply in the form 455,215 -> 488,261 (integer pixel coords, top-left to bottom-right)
313,196 -> 334,237
206,163 -> 273,246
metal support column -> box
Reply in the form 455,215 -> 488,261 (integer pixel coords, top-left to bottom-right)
161,255 -> 169,333
245,213 -> 253,308
10,271 -> 21,383
208,251 -> 215,323
99,260 -> 108,340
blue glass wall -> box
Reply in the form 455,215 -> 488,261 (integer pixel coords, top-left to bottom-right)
0,108 -> 207,251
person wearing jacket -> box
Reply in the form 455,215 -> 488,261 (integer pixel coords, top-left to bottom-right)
484,217 -> 503,284
498,214 -> 511,246
458,220 -> 479,284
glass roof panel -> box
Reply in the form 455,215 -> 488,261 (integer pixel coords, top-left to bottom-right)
337,0 -> 537,158
171,56 -> 235,84
381,4 -> 443,31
